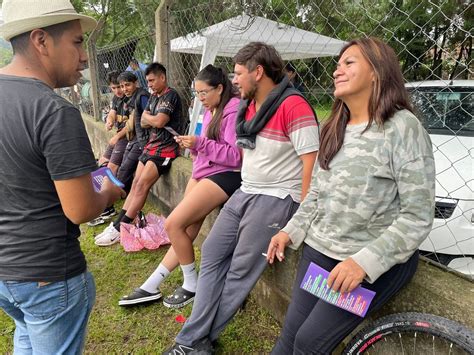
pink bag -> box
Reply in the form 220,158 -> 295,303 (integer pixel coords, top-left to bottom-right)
120,222 -> 144,252
119,212 -> 170,252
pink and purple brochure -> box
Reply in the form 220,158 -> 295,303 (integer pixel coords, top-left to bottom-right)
300,262 -> 376,317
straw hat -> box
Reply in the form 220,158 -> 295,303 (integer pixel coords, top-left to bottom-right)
0,0 -> 97,41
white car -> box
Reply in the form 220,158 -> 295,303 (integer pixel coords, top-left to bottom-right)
405,80 -> 473,277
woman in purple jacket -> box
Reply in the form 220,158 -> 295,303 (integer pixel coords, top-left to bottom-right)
119,65 -> 242,308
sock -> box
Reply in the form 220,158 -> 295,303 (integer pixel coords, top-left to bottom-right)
122,215 -> 134,224
141,264 -> 170,293
181,262 -> 197,293
113,209 -> 127,231
116,209 -> 127,221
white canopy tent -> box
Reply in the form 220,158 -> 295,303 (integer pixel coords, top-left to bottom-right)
169,14 -> 345,135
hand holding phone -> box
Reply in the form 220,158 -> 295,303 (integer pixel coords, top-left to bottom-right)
174,135 -> 197,149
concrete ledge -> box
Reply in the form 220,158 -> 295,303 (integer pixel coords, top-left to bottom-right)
254,252 -> 474,350
83,113 -> 474,340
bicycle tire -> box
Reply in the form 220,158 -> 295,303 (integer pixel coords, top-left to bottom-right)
343,312 -> 474,354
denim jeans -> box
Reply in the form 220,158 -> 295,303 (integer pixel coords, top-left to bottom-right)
0,271 -> 96,355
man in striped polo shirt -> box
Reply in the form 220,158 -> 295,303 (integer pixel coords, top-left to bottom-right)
164,42 -> 320,354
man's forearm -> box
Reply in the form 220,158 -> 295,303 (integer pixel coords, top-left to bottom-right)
142,112 -> 170,128
106,110 -> 117,126
114,129 -> 127,140
141,113 -> 152,128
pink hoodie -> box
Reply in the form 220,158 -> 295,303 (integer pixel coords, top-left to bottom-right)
190,97 -> 242,180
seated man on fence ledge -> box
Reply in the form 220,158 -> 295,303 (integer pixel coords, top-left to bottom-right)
163,41 -> 319,354
88,71 -> 151,227
95,62 -> 184,247
97,71 -> 129,177
115,71 -> 150,193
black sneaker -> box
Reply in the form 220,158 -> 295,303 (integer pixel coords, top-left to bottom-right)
87,217 -> 105,227
100,206 -> 116,220
118,288 -> 162,306
163,286 -> 195,309
162,338 -> 213,355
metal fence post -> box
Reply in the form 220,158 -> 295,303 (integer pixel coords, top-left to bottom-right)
155,0 -> 173,70
87,18 -> 105,121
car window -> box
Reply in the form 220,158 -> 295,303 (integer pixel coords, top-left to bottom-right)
407,86 -> 473,137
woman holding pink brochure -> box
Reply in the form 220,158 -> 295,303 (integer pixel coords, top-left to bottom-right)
119,64 -> 242,308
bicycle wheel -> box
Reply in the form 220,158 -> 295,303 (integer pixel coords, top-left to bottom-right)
344,312 -> 474,355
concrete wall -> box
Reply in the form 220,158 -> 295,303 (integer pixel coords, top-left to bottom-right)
83,113 -> 474,346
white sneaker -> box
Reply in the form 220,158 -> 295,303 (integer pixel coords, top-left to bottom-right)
94,222 -> 113,241
95,222 -> 120,246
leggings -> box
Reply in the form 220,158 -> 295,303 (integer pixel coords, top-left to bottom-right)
272,245 -> 419,355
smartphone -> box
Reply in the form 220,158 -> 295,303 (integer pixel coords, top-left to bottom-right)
164,126 -> 180,136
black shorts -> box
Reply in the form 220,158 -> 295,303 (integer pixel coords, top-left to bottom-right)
206,171 -> 242,197
138,153 -> 174,176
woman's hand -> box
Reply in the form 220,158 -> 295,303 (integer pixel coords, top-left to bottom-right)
327,257 -> 366,294
175,135 -> 197,149
266,231 -> 292,264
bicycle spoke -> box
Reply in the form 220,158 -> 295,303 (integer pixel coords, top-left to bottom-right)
399,333 -> 405,355
413,331 -> 417,354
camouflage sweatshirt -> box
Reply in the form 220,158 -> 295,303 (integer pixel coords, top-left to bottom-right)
283,109 -> 436,283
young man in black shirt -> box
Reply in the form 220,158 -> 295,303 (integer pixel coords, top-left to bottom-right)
88,70 -> 126,225
116,71 -> 151,192
98,70 -> 126,174
89,71 -> 150,227
96,62 -> 183,246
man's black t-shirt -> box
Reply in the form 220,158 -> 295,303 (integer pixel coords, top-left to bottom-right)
127,87 -> 150,147
111,95 -> 123,112
114,95 -> 129,132
143,88 -> 182,158
0,75 -> 97,282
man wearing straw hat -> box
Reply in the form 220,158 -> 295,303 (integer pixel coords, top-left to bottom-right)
0,0 -> 124,353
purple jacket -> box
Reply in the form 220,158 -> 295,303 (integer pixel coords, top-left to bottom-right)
190,97 -> 241,180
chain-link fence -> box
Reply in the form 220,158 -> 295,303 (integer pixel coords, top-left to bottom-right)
165,0 -> 473,279
72,0 -> 472,279
72,3 -> 157,121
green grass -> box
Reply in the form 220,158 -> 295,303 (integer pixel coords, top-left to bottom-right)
0,202 -> 280,354
315,105 -> 332,122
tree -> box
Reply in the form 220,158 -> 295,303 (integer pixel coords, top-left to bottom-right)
72,0 -> 157,48
0,47 -> 13,67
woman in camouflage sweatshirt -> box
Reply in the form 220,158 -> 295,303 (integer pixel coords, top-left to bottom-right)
267,38 -> 436,354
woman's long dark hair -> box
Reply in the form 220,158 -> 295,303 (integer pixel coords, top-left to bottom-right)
318,37 -> 414,170
195,64 -> 237,140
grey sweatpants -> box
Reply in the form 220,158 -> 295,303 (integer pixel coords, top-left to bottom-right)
176,189 -> 299,346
